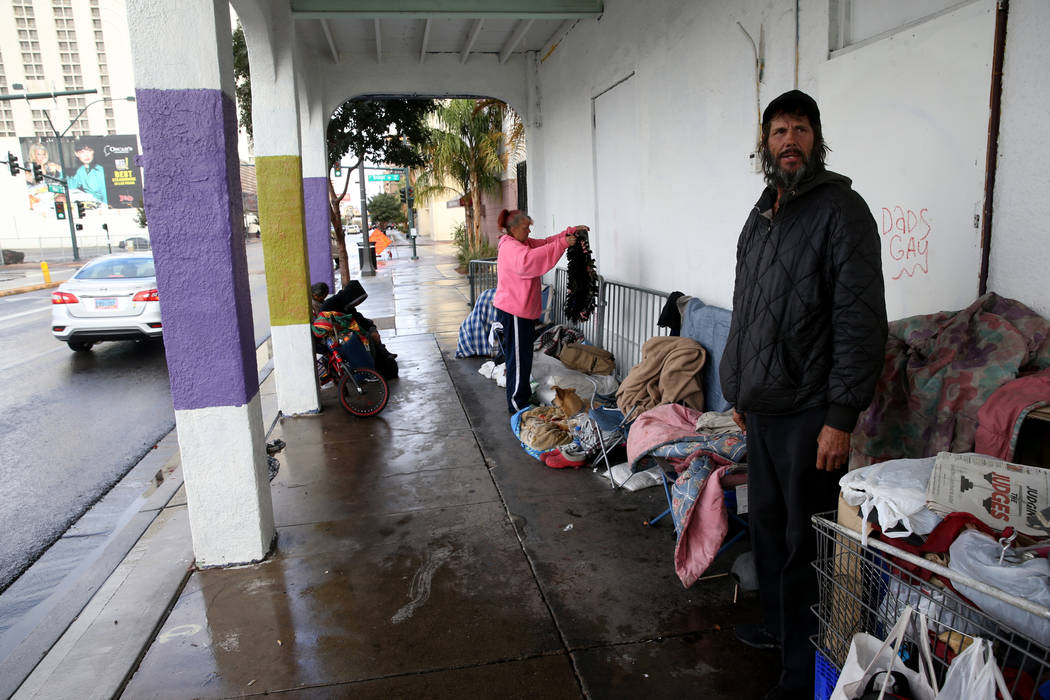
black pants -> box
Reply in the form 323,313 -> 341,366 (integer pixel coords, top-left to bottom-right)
496,309 -> 535,414
745,406 -> 842,691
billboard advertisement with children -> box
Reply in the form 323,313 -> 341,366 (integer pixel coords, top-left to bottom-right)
19,135 -> 142,214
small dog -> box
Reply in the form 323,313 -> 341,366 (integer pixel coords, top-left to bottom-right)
552,385 -> 585,416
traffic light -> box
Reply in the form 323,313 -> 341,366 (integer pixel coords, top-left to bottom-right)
32,162 -> 43,183
333,163 -> 342,177
55,200 -> 67,220
399,187 -> 406,203
7,152 -> 18,177
76,201 -> 86,219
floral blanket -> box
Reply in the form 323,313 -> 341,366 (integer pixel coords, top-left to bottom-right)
626,404 -> 747,586
853,293 -> 1050,464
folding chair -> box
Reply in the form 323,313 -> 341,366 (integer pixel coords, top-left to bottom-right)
644,464 -> 749,557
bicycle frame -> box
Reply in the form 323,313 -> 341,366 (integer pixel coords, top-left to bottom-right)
324,347 -> 365,395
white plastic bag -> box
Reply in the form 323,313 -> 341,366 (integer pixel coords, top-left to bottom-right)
597,462 -> 663,491
876,577 -> 983,638
831,605 -> 938,700
948,529 -> 1050,646
839,456 -> 942,545
934,638 -> 1011,700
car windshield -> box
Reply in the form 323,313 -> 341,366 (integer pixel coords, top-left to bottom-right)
76,258 -> 155,280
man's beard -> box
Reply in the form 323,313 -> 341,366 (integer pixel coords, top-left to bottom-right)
761,146 -> 815,190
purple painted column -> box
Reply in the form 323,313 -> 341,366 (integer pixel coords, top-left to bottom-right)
303,176 -> 334,289
137,88 -> 256,411
127,0 -> 274,568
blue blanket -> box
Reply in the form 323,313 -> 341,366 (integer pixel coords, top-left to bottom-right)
456,288 -> 499,358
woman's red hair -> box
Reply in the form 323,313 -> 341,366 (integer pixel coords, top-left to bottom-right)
498,208 -> 527,232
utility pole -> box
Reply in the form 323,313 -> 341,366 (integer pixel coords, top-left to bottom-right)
2,88 -> 98,261
357,159 -> 375,277
0,88 -> 135,262
404,166 -> 418,260
5,149 -> 79,260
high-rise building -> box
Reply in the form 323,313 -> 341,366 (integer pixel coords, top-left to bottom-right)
0,0 -> 138,138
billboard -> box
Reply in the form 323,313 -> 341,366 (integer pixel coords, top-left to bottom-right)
20,135 -> 142,213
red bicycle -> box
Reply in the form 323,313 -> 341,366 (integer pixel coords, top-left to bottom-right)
316,345 -> 389,417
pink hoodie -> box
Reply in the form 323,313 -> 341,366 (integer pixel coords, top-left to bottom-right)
492,227 -> 575,319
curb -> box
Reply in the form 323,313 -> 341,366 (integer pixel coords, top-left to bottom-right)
0,281 -> 62,297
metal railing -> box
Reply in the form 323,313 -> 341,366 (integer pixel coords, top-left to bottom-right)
467,260 -> 671,380
467,258 -> 497,307
551,267 -> 669,380
598,278 -> 670,379
549,267 -> 603,347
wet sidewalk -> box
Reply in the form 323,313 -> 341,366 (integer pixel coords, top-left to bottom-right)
14,242 -> 778,698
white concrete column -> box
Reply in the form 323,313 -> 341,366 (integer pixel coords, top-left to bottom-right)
126,0 -> 275,566
238,0 -> 320,416
298,66 -> 335,289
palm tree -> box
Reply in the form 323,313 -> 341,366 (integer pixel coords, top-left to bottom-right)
414,99 -> 524,252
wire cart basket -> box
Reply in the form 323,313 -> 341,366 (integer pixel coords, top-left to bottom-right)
811,514 -> 1050,700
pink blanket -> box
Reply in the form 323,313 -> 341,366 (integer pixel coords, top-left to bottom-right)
674,463 -> 731,587
626,403 -> 704,471
975,369 -> 1050,460
626,403 -> 748,586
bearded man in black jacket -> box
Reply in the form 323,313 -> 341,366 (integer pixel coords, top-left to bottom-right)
720,90 -> 888,700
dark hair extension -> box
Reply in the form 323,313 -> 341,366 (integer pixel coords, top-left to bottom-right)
564,230 -> 599,323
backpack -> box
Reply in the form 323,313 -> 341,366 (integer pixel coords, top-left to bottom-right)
559,343 -> 615,375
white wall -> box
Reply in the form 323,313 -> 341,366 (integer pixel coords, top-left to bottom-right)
818,1 -> 995,320
417,194 -> 465,242
527,0 -> 1047,322
989,0 -> 1050,319
532,0 -> 811,309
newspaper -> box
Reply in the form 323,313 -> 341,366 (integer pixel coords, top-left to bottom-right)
926,452 -> 1050,536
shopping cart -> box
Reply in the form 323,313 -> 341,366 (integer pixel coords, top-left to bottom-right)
810,513 -> 1050,700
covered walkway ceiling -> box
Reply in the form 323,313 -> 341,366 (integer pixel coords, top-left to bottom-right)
290,0 -> 604,65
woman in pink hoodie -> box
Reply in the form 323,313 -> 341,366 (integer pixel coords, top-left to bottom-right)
493,208 -> 585,414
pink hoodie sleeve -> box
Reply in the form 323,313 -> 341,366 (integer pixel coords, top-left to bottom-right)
505,227 -> 573,277
527,226 -> 577,249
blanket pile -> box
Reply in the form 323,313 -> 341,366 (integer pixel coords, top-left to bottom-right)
853,292 -> 1050,464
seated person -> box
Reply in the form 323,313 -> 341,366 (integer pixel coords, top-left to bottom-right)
310,282 -> 398,377
311,308 -> 375,370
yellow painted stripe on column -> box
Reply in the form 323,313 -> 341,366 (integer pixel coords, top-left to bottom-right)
257,155 -> 311,327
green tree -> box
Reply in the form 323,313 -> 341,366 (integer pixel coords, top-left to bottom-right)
232,23 -> 252,144
413,99 -> 524,254
366,192 -> 405,227
326,99 -> 436,284
134,199 -> 147,229
229,28 -> 434,283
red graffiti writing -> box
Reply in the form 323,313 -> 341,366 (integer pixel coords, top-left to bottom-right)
881,206 -> 930,280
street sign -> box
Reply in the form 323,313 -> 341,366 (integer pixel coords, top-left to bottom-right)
47,183 -> 63,194
367,173 -> 401,182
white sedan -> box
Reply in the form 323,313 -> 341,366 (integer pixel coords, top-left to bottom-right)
50,253 -> 162,352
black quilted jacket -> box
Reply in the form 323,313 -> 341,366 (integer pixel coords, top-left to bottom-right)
719,168 -> 888,432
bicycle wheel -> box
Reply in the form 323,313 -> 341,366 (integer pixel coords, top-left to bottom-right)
338,367 -> 389,417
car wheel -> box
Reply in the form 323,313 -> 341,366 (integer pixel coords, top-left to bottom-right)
68,341 -> 95,352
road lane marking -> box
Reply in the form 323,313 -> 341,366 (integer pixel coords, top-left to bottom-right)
0,344 -> 66,373
0,305 -> 52,323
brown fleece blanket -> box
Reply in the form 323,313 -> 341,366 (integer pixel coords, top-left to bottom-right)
616,336 -> 707,415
